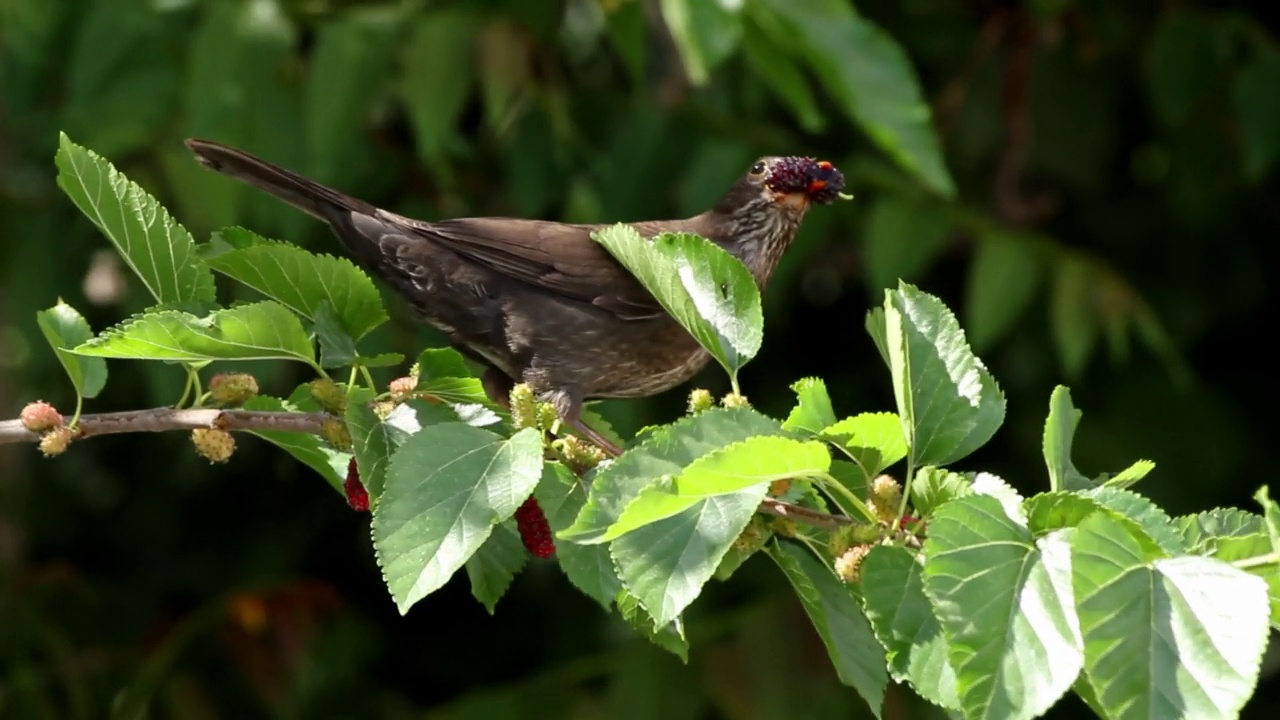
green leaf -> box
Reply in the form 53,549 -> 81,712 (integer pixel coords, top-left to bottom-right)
1042,385 -> 1092,492
659,0 -> 742,86
827,459 -> 871,516
592,225 -> 763,376
674,436 -> 830,497
372,425 -> 544,614
1051,258 -> 1098,378
476,20 -> 530,131
417,377 -> 491,407
752,0 -> 954,196
1102,459 -> 1156,489
465,523 -> 527,615
202,229 -> 388,340
1254,486 -> 1280,551
535,463 -> 622,610
314,302 -> 357,369
965,232 -> 1041,351
415,347 -> 476,379
740,18 -> 825,133
781,377 -> 837,436
862,194 -> 952,292
346,398 -> 455,504
909,467 -> 972,517
55,133 -> 216,309
820,412 -> 907,476
1234,48 -> 1280,182
354,352 -> 404,369
883,282 -> 1005,467
922,494 -> 1083,720
1176,507 -> 1266,553
72,302 -> 315,365
860,546 -> 959,710
1086,486 -> 1186,556
769,543 -> 887,717
1072,512 -> 1269,720
1193,530 -> 1280,628
610,483 -> 769,626
561,407 -> 783,543
304,10 -> 401,185
864,306 -> 891,368
37,300 -> 107,400
1146,9 -> 1220,128
400,11 -> 476,163
616,592 -> 689,662
242,395 -> 347,493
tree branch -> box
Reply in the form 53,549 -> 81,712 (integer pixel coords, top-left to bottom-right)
758,497 -> 854,530
0,407 -> 330,444
2,406 -> 861,533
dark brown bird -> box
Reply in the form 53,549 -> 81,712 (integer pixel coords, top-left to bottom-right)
185,139 -> 844,454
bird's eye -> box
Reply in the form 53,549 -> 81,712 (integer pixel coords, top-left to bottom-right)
749,161 -> 767,177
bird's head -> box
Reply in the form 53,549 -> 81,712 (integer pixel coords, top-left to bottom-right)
706,156 -> 846,287
714,156 -> 847,217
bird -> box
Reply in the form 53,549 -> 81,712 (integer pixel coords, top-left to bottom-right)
185,138 -> 845,455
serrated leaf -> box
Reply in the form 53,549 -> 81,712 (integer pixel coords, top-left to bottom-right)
592,225 -> 763,376
1253,486 -> 1280,551
535,463 -> 622,610
909,467 -> 972,517
417,377 -> 491,406
561,407 -> 783,543
821,412 -> 907,476
1103,459 -> 1155,489
1043,385 -> 1092,492
314,301 -> 357,369
781,377 -> 837,436
660,0 -> 742,86
827,459 -> 871,516
922,494 -> 1082,720
72,301 -> 315,365
1199,532 -> 1280,629
373,425 -> 544,614
1072,512 -> 1269,720
400,10 -> 476,163
674,436 -> 830,497
865,306 -> 890,368
971,471 -> 1025,523
37,300 -> 107,399
753,0 -> 953,196
1085,486 -> 1186,556
883,282 -> 1006,466
1176,507 -> 1266,553
465,523 -> 527,614
862,194 -> 952,292
964,232 -> 1041,351
860,546 -> 959,710
55,133 -> 217,309
616,591 -> 689,662
203,228 -> 388,339
346,398 -> 455,503
611,483 -> 768,626
242,395 -> 347,493
769,542 -> 887,717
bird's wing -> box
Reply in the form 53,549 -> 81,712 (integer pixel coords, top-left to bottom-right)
397,216 -> 675,320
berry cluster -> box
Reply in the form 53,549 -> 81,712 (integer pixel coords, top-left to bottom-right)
344,458 -> 370,512
765,157 -> 846,204
514,497 -> 555,558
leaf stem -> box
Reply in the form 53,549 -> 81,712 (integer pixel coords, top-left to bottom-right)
360,366 -> 378,393
818,472 -> 876,522
1231,552 -> 1280,570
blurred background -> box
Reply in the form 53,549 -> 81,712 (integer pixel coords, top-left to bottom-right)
2,0 -> 1279,717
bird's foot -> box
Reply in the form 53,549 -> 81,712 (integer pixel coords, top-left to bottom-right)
481,369 -> 623,458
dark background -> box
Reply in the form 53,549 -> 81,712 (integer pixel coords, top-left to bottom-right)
2,0 -> 1278,717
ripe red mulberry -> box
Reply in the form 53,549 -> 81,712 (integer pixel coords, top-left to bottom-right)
514,497 -> 555,558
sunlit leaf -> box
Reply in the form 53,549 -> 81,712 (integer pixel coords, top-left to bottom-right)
37,300 -> 107,400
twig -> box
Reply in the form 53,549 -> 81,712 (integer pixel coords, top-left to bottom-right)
3,406 -> 861,532
758,498 -> 855,530
0,407 -> 330,444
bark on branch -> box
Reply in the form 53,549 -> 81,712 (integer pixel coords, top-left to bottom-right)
0,407 -> 330,444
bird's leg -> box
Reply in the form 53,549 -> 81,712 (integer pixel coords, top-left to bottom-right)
554,391 -> 624,458
480,367 -> 515,411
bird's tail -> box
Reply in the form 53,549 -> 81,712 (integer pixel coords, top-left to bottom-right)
184,138 -> 376,222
